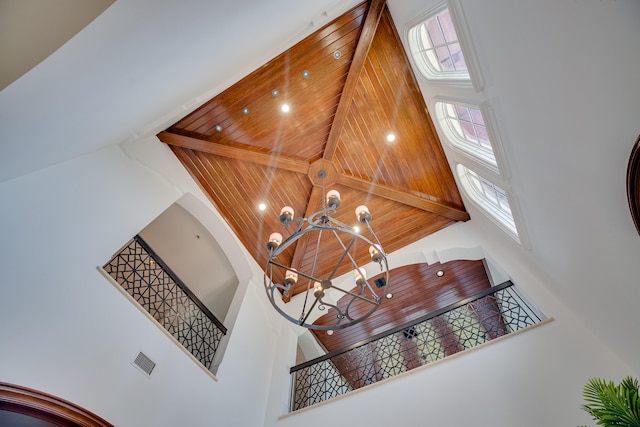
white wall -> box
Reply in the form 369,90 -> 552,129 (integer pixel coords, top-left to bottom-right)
274,316 -> 628,427
448,0 -> 640,374
0,139 -> 281,427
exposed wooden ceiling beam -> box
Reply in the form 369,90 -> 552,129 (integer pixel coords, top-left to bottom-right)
280,186 -> 325,303
323,0 -> 386,160
158,131 -> 310,174
338,174 -> 470,221
289,186 -> 323,268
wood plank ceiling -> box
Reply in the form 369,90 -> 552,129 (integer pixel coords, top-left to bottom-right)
159,0 -> 475,348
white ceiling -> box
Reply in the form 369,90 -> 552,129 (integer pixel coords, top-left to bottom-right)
0,0 -> 114,91
1,0 -> 640,372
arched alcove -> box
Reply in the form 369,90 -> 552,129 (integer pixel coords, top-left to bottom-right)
102,192 -> 261,375
139,201 -> 239,323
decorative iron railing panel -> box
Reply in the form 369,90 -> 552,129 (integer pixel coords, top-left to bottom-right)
290,282 -> 543,411
103,235 -> 226,370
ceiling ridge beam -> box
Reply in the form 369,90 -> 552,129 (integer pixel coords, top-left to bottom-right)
158,131 -> 310,174
323,0 -> 386,160
337,174 -> 470,222
287,186 -> 324,295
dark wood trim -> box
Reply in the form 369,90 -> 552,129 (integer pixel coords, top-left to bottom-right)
627,134 -> 640,235
158,131 -> 310,175
338,174 -> 470,221
291,281 -> 514,373
0,383 -> 113,427
280,186 -> 326,303
323,0 -> 386,160
288,187 -> 323,274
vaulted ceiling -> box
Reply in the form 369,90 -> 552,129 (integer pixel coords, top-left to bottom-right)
3,0 -> 640,377
158,0 -> 472,342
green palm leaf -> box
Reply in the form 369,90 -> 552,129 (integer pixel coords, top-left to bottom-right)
579,376 -> 640,427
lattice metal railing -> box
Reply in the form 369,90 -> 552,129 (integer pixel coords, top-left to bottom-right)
103,235 -> 227,370
290,281 -> 543,411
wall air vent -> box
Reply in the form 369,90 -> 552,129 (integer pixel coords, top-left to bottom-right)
374,277 -> 387,288
132,352 -> 156,376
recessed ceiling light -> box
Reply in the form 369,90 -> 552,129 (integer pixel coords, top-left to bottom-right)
258,203 -> 267,211
215,124 -> 223,132
281,104 -> 290,113
242,107 -> 250,115
386,133 -> 396,143
327,330 -> 333,335
436,270 -> 445,277
302,70 -> 310,78
272,89 -> 280,97
353,225 -> 360,233
386,292 -> 394,299
333,50 -> 341,59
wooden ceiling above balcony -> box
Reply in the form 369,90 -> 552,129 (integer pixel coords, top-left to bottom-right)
312,259 -> 492,354
158,0 -> 468,306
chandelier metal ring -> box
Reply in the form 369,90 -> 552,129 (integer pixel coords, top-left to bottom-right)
264,170 -> 390,330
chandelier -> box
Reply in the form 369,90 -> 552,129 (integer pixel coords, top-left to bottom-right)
264,170 -> 390,330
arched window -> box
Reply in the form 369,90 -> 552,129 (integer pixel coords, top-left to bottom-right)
436,101 -> 498,171
456,164 -> 519,241
405,2 -> 522,245
408,6 -> 469,82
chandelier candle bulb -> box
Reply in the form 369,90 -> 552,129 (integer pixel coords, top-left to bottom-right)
280,206 -> 294,224
267,232 -> 282,250
326,190 -> 341,209
369,244 -> 383,263
354,268 -> 367,286
355,205 -> 372,223
313,281 -> 324,298
284,269 -> 298,287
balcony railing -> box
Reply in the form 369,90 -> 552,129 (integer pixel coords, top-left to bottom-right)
103,235 -> 227,370
290,281 -> 543,411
